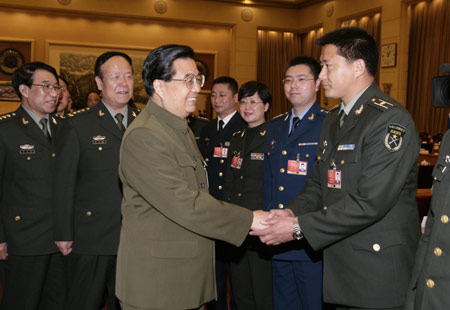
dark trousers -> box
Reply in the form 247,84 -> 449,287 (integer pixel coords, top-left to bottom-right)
64,253 -> 119,310
0,252 -> 66,310
207,258 -> 235,310
230,248 -> 273,310
272,259 -> 323,310
120,300 -> 205,310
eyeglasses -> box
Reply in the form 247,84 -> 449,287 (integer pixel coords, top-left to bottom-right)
170,74 -> 205,89
31,83 -> 62,94
282,77 -> 315,86
238,100 -> 264,107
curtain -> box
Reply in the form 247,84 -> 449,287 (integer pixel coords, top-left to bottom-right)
257,28 -> 322,120
407,0 -> 450,135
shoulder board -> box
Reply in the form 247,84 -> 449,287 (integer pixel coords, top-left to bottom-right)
53,113 -> 66,119
233,130 -> 241,136
368,98 -> 394,111
319,108 -> 329,114
67,107 -> 92,118
0,112 -> 17,122
271,112 -> 288,121
197,116 -> 209,121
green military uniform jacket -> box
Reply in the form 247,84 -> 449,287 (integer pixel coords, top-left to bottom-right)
405,130 -> 450,309
289,83 -> 421,308
53,101 -> 139,255
115,100 -> 253,309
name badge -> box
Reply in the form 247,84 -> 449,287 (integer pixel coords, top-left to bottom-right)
214,147 -> 228,158
231,156 -> 243,169
327,169 -> 342,189
287,160 -> 308,175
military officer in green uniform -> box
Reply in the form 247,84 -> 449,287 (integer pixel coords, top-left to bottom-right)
252,27 -> 420,309
0,62 -> 66,309
53,51 -> 140,310
223,81 -> 273,310
405,130 -> 450,309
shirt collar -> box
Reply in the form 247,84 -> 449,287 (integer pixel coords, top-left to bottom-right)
339,84 -> 371,116
217,110 -> 237,130
103,101 -> 128,127
22,105 -> 49,127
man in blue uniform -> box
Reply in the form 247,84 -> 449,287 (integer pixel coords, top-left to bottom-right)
263,56 -> 327,310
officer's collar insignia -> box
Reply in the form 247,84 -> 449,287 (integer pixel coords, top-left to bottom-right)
355,105 -> 364,115
260,130 -> 266,136
445,155 -> 450,163
241,131 -> 245,137
19,144 -> 35,154
92,135 -> 107,144
98,110 -> 105,117
22,117 -> 29,125
308,113 -> 314,120
52,117 -> 57,125
268,139 -> 276,149
132,111 -> 137,118
384,124 -> 406,152
284,114 -> 289,121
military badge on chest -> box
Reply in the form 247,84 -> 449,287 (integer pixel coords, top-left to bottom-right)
92,135 -> 107,144
231,151 -> 243,169
384,124 -> 406,152
327,161 -> 342,189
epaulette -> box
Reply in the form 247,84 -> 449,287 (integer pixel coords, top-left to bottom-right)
67,107 -> 91,118
197,115 -> 208,121
53,113 -> 66,119
271,112 -> 288,121
233,130 -> 241,136
319,108 -> 329,114
0,112 -> 17,122
368,98 -> 394,111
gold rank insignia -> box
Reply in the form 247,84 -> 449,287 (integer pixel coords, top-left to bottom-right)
371,98 -> 393,109
284,114 -> 289,121
260,130 -> 266,136
98,110 -> 105,117
52,117 -> 57,125
308,113 -> 314,120
384,124 -> 406,152
132,111 -> 137,118
355,105 -> 364,115
22,117 -> 29,125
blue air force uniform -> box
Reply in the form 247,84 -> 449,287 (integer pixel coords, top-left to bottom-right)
263,101 -> 327,310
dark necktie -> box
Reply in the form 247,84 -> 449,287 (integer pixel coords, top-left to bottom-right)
39,118 -> 51,142
115,113 -> 126,134
218,119 -> 224,133
339,110 -> 347,128
289,116 -> 300,136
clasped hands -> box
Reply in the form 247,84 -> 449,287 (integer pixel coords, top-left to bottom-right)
251,209 -> 298,245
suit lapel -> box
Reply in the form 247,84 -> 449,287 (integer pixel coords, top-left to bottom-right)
243,123 -> 268,157
288,102 -> 321,143
17,107 -> 52,150
127,106 -> 139,126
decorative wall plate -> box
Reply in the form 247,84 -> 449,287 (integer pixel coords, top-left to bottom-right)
0,48 -> 25,75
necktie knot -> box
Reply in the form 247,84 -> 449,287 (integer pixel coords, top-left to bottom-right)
39,118 -> 51,141
218,120 -> 224,133
115,113 -> 125,134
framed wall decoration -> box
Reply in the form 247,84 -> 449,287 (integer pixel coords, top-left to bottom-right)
0,83 -> 20,102
0,38 -> 34,81
381,43 -> 397,68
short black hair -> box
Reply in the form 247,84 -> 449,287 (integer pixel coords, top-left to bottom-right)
12,62 -> 58,99
58,75 -> 69,87
284,56 -> 321,79
212,76 -> 239,95
94,51 -> 133,79
86,90 -> 100,101
142,44 -> 195,97
238,81 -> 272,110
316,27 -> 379,77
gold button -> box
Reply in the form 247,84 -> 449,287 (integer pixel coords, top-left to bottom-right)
279,186 -> 284,191
306,154 -> 310,158
278,203 -> 284,209
323,205 -> 328,210
27,156 -> 31,160
52,153 -> 56,157
426,279 -> 435,288
219,172 -> 223,177
220,159 -> 224,164
434,247 -> 443,256
14,216 -> 21,221
434,176 -> 438,180
267,152 -> 271,156
373,243 -> 381,252
237,193 -> 242,197
240,176 -> 244,179
318,156 -> 321,160
340,160 -> 345,164
441,215 -> 449,224
218,185 -> 222,190
86,211 -> 92,216
98,146 -> 103,151
280,168 -> 285,173
282,150 -> 287,155
205,158 -> 209,162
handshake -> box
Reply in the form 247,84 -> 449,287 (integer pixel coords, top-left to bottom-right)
249,209 -> 298,245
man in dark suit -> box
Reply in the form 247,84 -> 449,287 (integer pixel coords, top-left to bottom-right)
53,51 -> 139,310
198,76 -> 246,310
253,27 -> 420,309
0,62 -> 65,309
263,56 -> 327,310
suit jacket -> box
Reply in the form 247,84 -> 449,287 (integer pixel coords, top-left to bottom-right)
198,112 -> 246,200
53,101 -> 139,255
263,101 -> 327,261
289,83 -> 421,308
0,106 -> 60,255
115,100 -> 253,309
405,130 -> 450,310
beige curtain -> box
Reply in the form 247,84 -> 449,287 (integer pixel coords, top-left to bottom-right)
257,28 -> 322,120
406,0 -> 450,135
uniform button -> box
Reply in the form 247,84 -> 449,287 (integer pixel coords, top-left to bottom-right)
52,153 -> 56,157
240,176 -> 244,180
340,160 -> 345,164
306,154 -> 310,158
278,203 -> 284,209
280,168 -> 285,173
282,150 -> 287,155
200,183 -> 206,188
323,205 -> 328,210
434,176 -> 438,181
218,185 -> 222,190
220,159 -> 224,164
426,279 -> 435,288
317,156 -> 321,160
373,243 -> 381,252
14,216 -> 21,221
441,215 -> 449,224
237,193 -> 242,197
98,146 -> 103,151
27,156 -> 31,160
219,172 -> 223,177
434,247 -> 443,256
267,152 -> 271,156
86,211 -> 92,216
279,186 -> 284,191
205,158 -> 209,162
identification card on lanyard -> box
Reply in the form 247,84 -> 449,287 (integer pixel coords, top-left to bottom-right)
231,155 -> 243,169
213,146 -> 228,158
287,160 -> 308,175
327,161 -> 342,189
